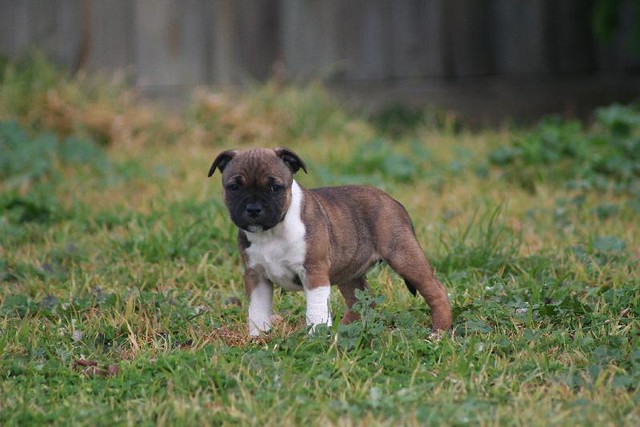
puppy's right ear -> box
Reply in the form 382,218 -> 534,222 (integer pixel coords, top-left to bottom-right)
208,150 -> 236,177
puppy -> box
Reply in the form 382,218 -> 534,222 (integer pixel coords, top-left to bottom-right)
208,147 -> 452,336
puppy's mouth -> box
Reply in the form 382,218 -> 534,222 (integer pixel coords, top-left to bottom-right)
246,224 -> 265,233
238,219 -> 283,233
236,219 -> 278,233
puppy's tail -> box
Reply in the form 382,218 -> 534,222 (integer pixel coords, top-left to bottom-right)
404,279 -> 417,296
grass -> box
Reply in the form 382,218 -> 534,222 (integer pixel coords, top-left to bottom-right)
1,56 -> 639,426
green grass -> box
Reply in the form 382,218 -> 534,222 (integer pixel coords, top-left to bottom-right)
1,57 -> 639,426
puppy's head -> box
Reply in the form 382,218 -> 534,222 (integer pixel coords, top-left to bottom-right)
208,147 -> 307,233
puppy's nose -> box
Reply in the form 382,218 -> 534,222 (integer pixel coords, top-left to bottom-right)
246,203 -> 262,218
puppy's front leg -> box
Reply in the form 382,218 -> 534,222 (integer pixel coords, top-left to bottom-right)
245,270 -> 273,337
304,282 -> 332,332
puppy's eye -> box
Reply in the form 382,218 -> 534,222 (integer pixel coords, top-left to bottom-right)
269,184 -> 284,193
226,183 -> 240,192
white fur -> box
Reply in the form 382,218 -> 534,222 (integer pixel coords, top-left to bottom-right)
305,285 -> 332,330
243,180 -> 333,334
248,279 -> 273,336
244,180 -> 307,291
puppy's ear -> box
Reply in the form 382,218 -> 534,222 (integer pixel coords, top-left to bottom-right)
208,150 -> 236,177
274,147 -> 307,174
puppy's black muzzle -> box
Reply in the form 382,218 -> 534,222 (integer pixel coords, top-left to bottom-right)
228,194 -> 282,232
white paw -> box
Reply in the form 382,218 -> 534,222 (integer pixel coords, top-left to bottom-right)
248,281 -> 273,337
305,285 -> 332,332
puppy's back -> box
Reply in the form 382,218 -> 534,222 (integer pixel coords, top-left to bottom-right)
310,185 -> 414,232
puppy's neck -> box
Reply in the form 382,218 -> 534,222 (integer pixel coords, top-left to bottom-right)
244,180 -> 304,242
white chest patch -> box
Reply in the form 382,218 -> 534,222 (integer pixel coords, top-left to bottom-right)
244,180 -> 307,291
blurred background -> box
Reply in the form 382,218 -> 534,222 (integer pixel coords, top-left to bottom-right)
1,0 -> 639,124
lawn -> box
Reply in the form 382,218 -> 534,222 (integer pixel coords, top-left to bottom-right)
1,57 -> 639,426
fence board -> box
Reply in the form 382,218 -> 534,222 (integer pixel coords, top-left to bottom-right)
333,0 -> 396,81
547,1 -> 595,74
54,0 -> 84,68
449,0 -> 495,76
493,0 -> 549,74
85,0 -> 133,72
134,0 -> 208,87
333,0 -> 363,80
0,1 -> 30,57
616,0 -> 640,69
357,0 -> 394,80
31,0 -> 84,68
28,0 -> 58,54
390,0 -> 446,78
0,0 -> 83,68
282,0 -> 341,80
206,0 -> 279,85
208,0 -> 234,84
234,0 -> 279,81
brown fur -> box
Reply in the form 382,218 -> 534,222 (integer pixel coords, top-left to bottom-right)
302,186 -> 452,330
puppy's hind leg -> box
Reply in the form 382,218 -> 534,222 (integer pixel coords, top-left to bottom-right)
337,277 -> 370,324
382,237 -> 452,332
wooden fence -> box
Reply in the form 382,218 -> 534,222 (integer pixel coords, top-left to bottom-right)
1,0 -> 639,91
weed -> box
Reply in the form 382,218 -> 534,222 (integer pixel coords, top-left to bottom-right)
489,104 -> 640,193
334,290 -> 387,352
323,138 -> 440,185
0,120 -> 111,189
435,206 -> 520,279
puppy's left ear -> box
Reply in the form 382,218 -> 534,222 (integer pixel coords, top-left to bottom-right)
208,150 -> 236,177
275,147 -> 307,174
